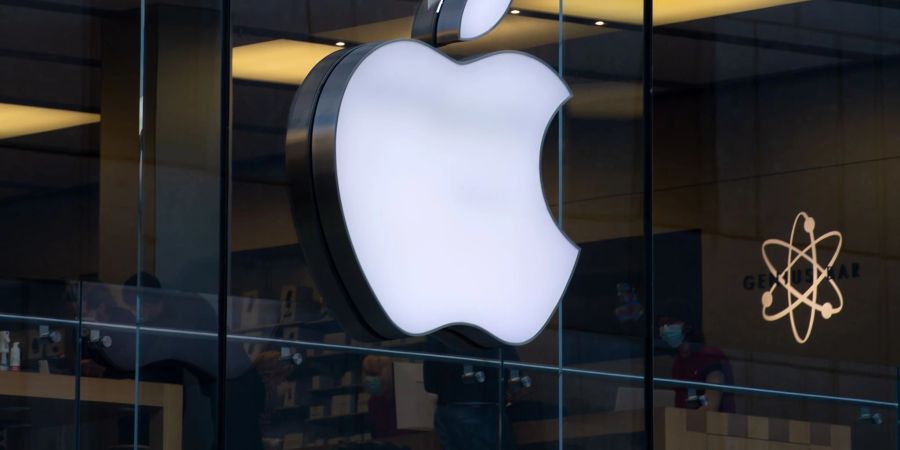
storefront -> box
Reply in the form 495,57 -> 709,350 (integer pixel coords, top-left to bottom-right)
0,0 -> 897,449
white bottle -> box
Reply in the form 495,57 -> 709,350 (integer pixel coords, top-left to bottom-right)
0,331 -> 9,371
10,342 -> 20,372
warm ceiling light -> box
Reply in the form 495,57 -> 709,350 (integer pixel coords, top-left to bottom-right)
335,41 -> 346,47
512,0 -> 808,25
510,9 -> 521,14
0,103 -> 99,140
232,39 -> 340,85
315,16 -> 607,59
594,20 -> 605,26
315,17 -> 412,42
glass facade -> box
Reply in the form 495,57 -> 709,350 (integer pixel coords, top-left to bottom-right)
0,1 -> 897,450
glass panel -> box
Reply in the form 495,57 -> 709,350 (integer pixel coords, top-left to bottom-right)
556,8 -> 646,373
228,0 -> 646,448
506,368 -> 560,449
0,1 -> 141,449
653,0 -> 899,447
561,375 -> 646,449
135,1 -> 227,450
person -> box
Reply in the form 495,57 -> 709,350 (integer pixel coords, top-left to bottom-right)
659,317 -> 735,412
361,355 -> 407,438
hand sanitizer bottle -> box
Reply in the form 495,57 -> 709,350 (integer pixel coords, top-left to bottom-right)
10,342 -> 21,372
0,331 -> 9,371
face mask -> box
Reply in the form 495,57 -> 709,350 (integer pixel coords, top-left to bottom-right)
364,376 -> 383,395
660,324 -> 685,349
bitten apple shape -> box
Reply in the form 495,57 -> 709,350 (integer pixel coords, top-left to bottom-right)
331,40 -> 577,345
287,0 -> 581,347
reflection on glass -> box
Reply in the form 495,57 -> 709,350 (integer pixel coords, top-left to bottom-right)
0,0 -> 141,447
654,0 -> 900,448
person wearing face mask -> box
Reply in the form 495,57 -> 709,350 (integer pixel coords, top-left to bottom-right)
364,371 -> 384,395
361,355 -> 405,438
659,317 -> 735,413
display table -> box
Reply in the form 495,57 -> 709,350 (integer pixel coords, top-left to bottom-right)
0,371 -> 182,450
514,407 -> 851,450
654,407 -> 851,450
288,406 -> 852,449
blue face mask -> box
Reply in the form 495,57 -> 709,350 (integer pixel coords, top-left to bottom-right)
660,324 -> 685,349
364,376 -> 383,395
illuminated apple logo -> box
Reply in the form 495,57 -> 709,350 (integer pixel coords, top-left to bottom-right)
286,0 -> 579,347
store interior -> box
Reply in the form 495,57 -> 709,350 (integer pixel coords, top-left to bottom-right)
0,0 -> 898,449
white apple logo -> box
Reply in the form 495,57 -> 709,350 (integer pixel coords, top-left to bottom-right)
287,0 -> 579,346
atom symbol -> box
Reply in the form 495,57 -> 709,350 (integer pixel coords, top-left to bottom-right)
760,212 -> 844,344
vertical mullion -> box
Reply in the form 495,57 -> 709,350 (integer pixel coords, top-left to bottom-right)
556,0 -> 565,448
74,281 -> 84,450
217,0 -> 233,449
133,0 -> 147,449
498,350 -> 505,449
642,0 -> 655,448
